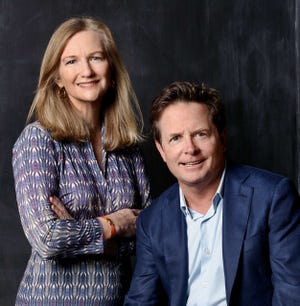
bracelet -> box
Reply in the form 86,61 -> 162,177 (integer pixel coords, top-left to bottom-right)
100,216 -> 116,238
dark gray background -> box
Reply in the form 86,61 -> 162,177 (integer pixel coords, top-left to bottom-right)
1,0 -> 299,304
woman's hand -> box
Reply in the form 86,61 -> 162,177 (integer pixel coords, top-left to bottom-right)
49,196 -> 73,220
99,208 -> 141,239
50,195 -> 140,240
50,196 -> 119,256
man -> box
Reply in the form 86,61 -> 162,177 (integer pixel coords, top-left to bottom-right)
124,81 -> 300,305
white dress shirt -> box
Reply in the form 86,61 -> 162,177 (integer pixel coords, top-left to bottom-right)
180,169 -> 227,306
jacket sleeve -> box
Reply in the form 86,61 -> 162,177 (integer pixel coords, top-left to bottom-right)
12,125 -> 104,259
124,211 -> 166,306
268,177 -> 300,304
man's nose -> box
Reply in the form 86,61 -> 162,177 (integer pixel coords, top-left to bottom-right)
184,137 -> 199,154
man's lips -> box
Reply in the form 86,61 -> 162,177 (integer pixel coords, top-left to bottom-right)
180,159 -> 205,167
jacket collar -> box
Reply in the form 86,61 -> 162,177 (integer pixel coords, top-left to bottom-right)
222,163 -> 253,303
160,163 -> 253,305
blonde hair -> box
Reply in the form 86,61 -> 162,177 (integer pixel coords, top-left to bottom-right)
27,16 -> 143,150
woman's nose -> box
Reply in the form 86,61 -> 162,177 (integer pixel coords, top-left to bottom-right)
80,60 -> 94,77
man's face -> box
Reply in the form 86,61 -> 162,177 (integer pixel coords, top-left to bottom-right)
155,101 -> 226,191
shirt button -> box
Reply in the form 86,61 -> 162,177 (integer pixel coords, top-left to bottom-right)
202,281 -> 209,288
204,247 -> 211,255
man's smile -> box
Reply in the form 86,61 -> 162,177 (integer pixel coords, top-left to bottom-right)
180,159 -> 205,167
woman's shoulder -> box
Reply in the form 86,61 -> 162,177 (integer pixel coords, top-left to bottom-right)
121,146 -> 148,168
13,121 -> 54,150
113,144 -> 142,159
19,121 -> 50,137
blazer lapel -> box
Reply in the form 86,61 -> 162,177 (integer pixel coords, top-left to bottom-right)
222,166 -> 253,303
162,185 -> 188,305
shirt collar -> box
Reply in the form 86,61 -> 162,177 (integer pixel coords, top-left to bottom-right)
179,166 -> 226,218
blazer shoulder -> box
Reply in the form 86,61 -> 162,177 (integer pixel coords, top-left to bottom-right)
226,162 -> 296,192
228,162 -> 286,181
140,183 -> 179,218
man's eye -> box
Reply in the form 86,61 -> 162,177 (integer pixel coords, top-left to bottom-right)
170,136 -> 180,142
197,132 -> 207,137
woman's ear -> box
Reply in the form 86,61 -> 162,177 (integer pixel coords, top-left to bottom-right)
56,81 -> 63,88
55,74 -> 63,88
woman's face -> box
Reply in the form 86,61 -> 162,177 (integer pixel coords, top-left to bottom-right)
56,30 -> 111,111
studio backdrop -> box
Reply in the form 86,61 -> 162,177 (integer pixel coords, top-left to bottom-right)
0,0 -> 299,304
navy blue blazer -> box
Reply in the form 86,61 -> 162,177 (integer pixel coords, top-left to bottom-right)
124,163 -> 300,306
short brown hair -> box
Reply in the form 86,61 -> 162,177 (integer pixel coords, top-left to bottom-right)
150,81 -> 226,143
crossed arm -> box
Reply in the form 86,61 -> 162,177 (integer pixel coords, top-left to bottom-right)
50,195 -> 140,240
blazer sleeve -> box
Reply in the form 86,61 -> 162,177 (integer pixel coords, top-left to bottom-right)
268,177 -> 300,304
124,210 -> 166,306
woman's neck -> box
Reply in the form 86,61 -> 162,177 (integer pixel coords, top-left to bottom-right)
74,101 -> 102,133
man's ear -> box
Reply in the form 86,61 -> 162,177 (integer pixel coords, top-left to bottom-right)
220,128 -> 227,153
155,140 -> 167,163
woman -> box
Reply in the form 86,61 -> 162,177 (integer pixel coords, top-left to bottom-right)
12,16 -> 151,305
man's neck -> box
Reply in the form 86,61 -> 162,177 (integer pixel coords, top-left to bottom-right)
180,177 -> 221,215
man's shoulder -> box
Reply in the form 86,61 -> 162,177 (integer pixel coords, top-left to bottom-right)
140,183 -> 179,216
227,162 -> 286,180
226,162 -> 293,190
155,183 -> 179,201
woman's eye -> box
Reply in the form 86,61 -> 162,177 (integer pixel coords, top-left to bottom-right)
91,56 -> 103,62
66,59 -> 76,65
